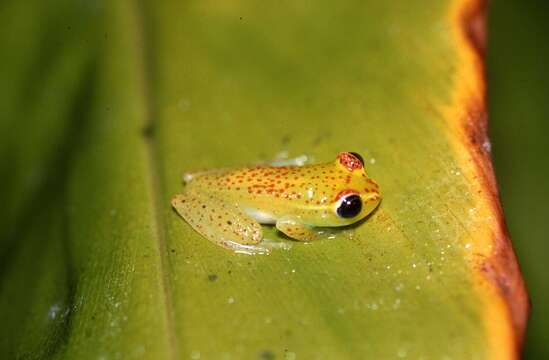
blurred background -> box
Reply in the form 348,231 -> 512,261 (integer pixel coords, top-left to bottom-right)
488,0 -> 549,358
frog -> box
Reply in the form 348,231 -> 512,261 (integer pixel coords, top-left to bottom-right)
171,152 -> 381,253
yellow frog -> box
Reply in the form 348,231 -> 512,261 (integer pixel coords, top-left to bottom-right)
172,152 -> 380,253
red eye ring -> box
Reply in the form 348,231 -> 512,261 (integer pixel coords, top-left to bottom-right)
334,189 -> 359,201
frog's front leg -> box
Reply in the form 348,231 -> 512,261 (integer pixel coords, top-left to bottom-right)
275,216 -> 320,242
172,191 -> 267,254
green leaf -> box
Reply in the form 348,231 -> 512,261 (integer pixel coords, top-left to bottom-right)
0,0 -> 528,359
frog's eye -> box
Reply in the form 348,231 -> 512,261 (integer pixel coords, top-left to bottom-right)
337,152 -> 364,171
336,194 -> 362,218
349,152 -> 364,166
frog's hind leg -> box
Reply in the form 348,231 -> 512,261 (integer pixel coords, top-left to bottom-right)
276,216 -> 322,242
171,192 -> 267,254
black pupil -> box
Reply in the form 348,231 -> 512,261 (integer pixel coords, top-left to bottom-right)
349,152 -> 364,166
337,195 -> 362,218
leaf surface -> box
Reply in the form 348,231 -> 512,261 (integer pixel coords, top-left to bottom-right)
0,0 -> 527,359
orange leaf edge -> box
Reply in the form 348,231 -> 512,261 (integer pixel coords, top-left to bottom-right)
446,0 -> 530,358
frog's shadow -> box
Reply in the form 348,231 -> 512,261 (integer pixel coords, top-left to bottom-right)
344,202 -> 381,230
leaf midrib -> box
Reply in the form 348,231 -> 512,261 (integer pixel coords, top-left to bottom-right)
130,1 -> 178,359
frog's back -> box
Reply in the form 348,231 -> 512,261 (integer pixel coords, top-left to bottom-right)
185,162 -> 361,210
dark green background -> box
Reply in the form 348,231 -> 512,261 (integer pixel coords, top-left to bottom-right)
488,0 -> 549,358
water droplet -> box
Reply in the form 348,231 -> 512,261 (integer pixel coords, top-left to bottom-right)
178,98 -> 191,112
48,304 -> 61,320
483,140 -> 492,152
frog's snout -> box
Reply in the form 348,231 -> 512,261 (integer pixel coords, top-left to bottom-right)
363,192 -> 381,213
